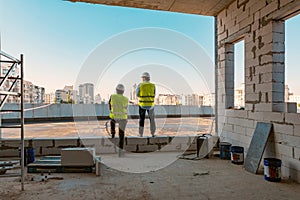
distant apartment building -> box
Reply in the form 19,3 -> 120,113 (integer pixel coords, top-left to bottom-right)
235,87 -> 244,109
55,89 -> 67,103
156,94 -> 178,105
63,85 -> 78,103
182,94 -> 203,106
203,93 -> 215,106
44,93 -> 55,104
79,83 -> 94,104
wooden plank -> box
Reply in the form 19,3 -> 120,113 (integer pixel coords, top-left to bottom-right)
244,122 -> 272,174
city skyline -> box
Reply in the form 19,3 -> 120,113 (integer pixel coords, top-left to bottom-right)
0,1 -> 299,95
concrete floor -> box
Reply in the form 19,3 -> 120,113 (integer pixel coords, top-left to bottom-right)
0,155 -> 299,200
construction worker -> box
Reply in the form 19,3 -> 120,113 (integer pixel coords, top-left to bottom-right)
109,84 -> 128,157
136,72 -> 156,137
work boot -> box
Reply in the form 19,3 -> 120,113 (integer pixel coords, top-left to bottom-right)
139,127 -> 144,137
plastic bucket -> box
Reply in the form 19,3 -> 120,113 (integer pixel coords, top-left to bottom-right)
264,158 -> 281,182
220,142 -> 231,160
19,147 -> 35,166
230,146 -> 244,165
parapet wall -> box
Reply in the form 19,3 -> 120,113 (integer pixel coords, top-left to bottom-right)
1,104 -> 214,122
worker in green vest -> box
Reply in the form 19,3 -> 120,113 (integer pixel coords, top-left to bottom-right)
109,84 -> 128,157
136,72 -> 156,137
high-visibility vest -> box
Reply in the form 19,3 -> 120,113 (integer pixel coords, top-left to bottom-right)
109,94 -> 128,119
138,82 -> 155,107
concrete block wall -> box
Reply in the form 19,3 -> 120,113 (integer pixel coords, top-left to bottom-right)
0,136 -> 202,157
217,0 -> 300,182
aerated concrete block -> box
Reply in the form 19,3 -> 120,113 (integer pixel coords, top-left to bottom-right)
138,144 -> 158,152
61,147 -> 95,166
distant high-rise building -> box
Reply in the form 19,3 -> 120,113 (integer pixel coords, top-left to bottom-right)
1,64 -> 45,104
157,94 -> 178,105
45,93 -> 55,104
55,89 -> 67,103
181,94 -> 203,106
63,85 -> 78,103
79,83 -> 94,104
203,93 -> 215,106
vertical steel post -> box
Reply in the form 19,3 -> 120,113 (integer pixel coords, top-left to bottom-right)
214,16 -> 218,135
20,54 -> 24,191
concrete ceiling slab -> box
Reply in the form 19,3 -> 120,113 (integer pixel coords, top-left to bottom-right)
68,0 -> 235,16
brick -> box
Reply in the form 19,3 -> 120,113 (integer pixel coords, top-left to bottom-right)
55,138 -> 78,147
126,137 -> 148,145
149,136 -> 169,145
275,144 -> 293,158
32,139 -> 54,148
227,117 -> 255,128
233,125 -> 246,135
1,140 -> 22,148
245,127 -> 255,137
0,149 -> 19,157
255,103 -> 272,112
225,110 -> 248,118
285,113 -> 300,125
80,138 -> 102,147
294,125 -> 300,137
273,123 -> 294,135
169,136 -> 193,146
294,147 -> 300,160
223,124 -> 233,132
260,0 -> 278,17
280,0 -> 294,8
262,111 -> 284,122
273,133 -> 300,147
124,144 -> 137,152
137,144 -> 158,152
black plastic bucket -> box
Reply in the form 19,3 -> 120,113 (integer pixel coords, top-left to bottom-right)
264,158 -> 281,182
230,146 -> 244,165
220,142 -> 231,160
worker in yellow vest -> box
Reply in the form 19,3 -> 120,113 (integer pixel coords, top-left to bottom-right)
136,72 -> 156,137
109,84 -> 128,157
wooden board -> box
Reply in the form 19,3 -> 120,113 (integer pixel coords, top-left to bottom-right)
244,122 -> 272,174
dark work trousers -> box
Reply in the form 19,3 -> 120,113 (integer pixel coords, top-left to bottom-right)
110,119 -> 127,149
139,106 -> 156,136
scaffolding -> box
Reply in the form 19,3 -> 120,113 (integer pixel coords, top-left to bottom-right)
0,50 -> 25,191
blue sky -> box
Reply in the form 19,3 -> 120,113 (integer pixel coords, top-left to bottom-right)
0,0 -> 299,97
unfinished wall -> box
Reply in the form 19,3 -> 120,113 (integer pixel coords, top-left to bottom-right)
217,0 -> 300,182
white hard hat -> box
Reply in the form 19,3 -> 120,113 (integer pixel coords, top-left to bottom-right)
116,84 -> 125,91
141,72 -> 150,78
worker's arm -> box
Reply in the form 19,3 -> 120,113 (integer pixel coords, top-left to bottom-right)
108,96 -> 112,111
136,84 -> 140,97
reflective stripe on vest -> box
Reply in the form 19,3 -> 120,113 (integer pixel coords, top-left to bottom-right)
109,94 -> 128,119
139,82 -> 155,107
